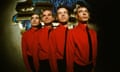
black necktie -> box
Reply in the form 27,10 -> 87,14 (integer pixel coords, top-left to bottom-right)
63,28 -> 68,68
86,26 -> 93,62
48,28 -> 52,38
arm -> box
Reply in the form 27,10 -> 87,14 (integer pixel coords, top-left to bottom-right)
66,30 -> 74,72
90,30 -> 98,72
92,30 -> 98,67
21,35 -> 32,72
32,32 -> 40,72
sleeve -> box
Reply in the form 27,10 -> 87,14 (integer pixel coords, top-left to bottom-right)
66,30 -> 74,72
32,32 -> 40,72
21,34 -> 32,72
48,31 -> 59,72
91,30 -> 98,67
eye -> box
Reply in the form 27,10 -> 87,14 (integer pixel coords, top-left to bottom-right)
48,13 -> 52,16
58,12 -> 62,15
78,10 -> 82,13
85,10 -> 89,13
36,17 -> 39,19
42,14 -> 46,17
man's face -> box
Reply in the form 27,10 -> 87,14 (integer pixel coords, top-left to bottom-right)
30,14 -> 40,27
42,10 -> 54,25
57,8 -> 69,23
76,7 -> 90,22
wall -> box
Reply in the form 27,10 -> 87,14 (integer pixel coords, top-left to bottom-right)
0,0 -> 27,72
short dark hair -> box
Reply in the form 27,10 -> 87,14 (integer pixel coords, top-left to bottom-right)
74,1 -> 90,14
31,8 -> 41,19
41,8 -> 55,17
56,5 -> 71,15
41,8 -> 53,14
31,13 -> 40,19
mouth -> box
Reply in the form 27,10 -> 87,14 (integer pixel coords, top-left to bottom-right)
83,16 -> 88,18
61,17 -> 66,19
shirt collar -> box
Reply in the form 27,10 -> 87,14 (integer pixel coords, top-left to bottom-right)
77,23 -> 88,30
30,27 -> 39,32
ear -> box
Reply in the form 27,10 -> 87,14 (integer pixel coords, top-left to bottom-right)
52,17 -> 55,21
55,17 -> 58,21
88,13 -> 90,20
75,14 -> 78,19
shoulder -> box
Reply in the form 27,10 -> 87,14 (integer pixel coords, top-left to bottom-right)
88,23 -> 99,32
37,28 -> 43,32
22,30 -> 29,36
67,22 -> 78,30
50,28 -> 57,36
21,30 -> 29,39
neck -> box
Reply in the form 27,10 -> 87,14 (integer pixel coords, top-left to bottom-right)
45,25 -> 52,28
78,21 -> 88,24
59,22 -> 68,27
44,23 -> 52,29
31,26 -> 39,30
60,22 -> 68,25
32,24 -> 42,29
45,23 -> 52,26
63,24 -> 68,27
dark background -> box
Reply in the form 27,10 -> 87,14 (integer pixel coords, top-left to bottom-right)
0,0 -> 118,72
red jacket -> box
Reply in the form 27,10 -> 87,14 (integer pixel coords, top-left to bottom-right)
21,27 -> 40,72
33,26 -> 52,72
49,24 -> 68,72
66,23 -> 98,72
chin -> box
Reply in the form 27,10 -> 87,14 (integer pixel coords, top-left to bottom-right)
61,20 -> 67,22
32,24 -> 39,26
82,19 -> 88,22
32,25 -> 39,27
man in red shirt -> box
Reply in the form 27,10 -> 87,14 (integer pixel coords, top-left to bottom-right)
21,13 -> 41,72
33,9 -> 55,72
49,5 -> 71,72
66,2 -> 98,72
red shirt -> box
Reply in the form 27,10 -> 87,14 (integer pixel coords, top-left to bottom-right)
21,27 -> 40,72
49,24 -> 67,72
66,23 -> 97,72
33,26 -> 52,72
38,26 -> 52,60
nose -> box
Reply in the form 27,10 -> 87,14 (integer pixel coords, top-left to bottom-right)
32,19 -> 36,23
83,12 -> 87,15
61,14 -> 65,16
45,16 -> 48,19
33,19 -> 36,21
